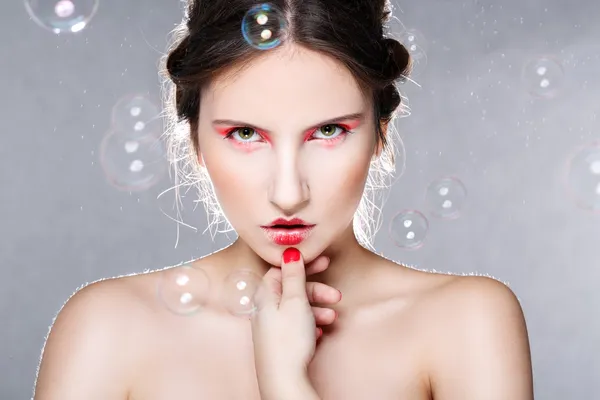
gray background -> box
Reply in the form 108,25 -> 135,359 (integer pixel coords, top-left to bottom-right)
2,0 -> 599,398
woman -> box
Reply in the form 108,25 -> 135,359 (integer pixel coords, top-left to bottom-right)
34,0 -> 534,399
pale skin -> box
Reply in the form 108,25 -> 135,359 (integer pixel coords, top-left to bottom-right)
34,43 -> 534,399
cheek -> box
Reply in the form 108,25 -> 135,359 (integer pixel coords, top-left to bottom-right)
201,151 -> 264,218
309,151 -> 371,202
338,160 -> 371,198
199,146 -> 235,196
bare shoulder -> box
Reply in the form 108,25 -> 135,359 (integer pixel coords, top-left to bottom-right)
379,259 -> 523,313
408,271 -> 533,399
35,275 -> 155,400
58,273 -> 160,322
426,273 -> 527,328
430,272 -> 522,306
396,266 -> 528,334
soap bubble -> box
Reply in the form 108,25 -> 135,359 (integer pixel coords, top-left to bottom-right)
564,141 -> 600,212
111,95 -> 161,138
242,3 -> 287,50
157,266 -> 211,316
221,269 -> 261,318
521,55 -> 565,99
389,210 -> 429,250
99,130 -> 167,192
24,0 -> 98,34
425,177 -> 468,219
398,28 -> 428,76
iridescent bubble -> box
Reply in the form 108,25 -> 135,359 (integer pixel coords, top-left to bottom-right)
157,266 -> 211,316
241,3 -> 287,50
99,130 -> 167,192
221,270 -> 261,318
388,210 -> 429,250
564,141 -> 600,213
398,29 -> 428,75
521,56 -> 565,99
24,0 -> 99,34
425,177 -> 468,219
111,95 -> 161,138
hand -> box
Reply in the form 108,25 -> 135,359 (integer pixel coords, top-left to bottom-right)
250,247 -> 342,381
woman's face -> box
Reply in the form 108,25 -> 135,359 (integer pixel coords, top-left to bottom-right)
197,44 -> 379,266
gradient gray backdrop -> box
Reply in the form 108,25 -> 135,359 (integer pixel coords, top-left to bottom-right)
2,0 -> 599,398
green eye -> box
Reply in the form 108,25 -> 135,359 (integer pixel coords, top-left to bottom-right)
320,125 -> 337,136
238,128 -> 256,140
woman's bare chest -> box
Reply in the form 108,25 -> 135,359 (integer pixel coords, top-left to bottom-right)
129,313 -> 431,400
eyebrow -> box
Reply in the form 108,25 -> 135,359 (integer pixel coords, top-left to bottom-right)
211,112 -> 365,135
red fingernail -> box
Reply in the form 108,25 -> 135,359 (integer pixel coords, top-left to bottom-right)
283,247 -> 301,264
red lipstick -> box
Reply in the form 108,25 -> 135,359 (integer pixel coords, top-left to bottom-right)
261,218 -> 316,245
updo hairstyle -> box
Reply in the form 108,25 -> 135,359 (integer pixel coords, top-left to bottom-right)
161,0 -> 412,249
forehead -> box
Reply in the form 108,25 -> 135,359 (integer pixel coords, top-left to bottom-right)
202,45 -> 368,122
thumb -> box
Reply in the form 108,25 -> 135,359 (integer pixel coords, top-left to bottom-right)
281,247 -> 307,302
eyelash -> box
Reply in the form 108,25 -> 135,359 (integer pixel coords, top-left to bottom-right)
223,124 -> 353,146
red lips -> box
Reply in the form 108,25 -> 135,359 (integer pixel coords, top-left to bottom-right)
261,217 -> 316,245
264,217 -> 311,227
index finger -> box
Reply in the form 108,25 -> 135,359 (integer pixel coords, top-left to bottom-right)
280,247 -> 308,301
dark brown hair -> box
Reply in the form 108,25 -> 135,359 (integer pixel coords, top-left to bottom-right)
161,0 -> 412,248
166,0 -> 411,153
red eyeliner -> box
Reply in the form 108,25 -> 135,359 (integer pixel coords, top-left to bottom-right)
301,119 -> 361,142
215,117 -> 362,149
215,126 -> 270,152
215,126 -> 272,142
214,127 -> 231,136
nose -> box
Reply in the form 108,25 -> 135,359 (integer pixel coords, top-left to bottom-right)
268,154 -> 310,215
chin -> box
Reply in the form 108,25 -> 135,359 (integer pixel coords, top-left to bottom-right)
257,238 -> 327,267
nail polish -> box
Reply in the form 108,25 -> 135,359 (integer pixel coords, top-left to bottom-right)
282,247 -> 301,264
